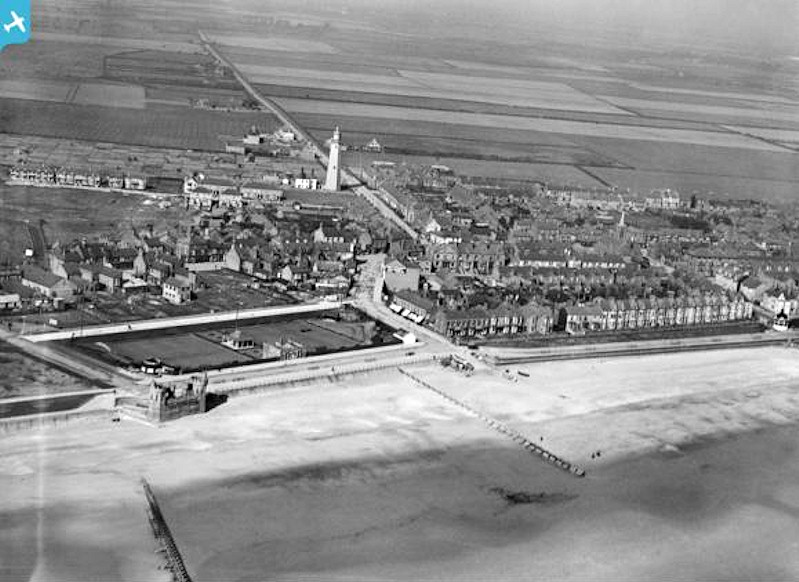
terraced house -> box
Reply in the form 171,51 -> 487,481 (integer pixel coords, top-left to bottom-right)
433,304 -> 554,339
561,294 -> 752,334
429,241 -> 504,275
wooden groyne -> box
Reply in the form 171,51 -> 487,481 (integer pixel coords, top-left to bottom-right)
398,368 -> 585,478
141,478 -> 193,582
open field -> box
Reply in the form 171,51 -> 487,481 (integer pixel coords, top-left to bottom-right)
601,95 -> 799,127
303,113 -> 799,197
0,79 -> 146,109
239,63 -> 631,114
213,35 -> 338,54
2,0 -> 795,205
31,31 -> 201,54
627,83 -> 799,106
0,80 -> 72,102
399,70 -> 630,114
249,82 -> 718,129
72,83 -> 146,109
0,38 -> 132,79
724,125 -> 799,146
278,97 -> 788,151
344,134 -> 622,166
6,349 -> 799,579
0,98 -> 279,151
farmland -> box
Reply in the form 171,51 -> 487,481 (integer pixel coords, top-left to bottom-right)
2,41 -> 281,153
341,133 -> 621,167
0,78 -> 146,109
282,98 -> 791,151
239,64 -> 630,114
0,98 -> 279,151
204,6 -> 798,199
211,35 -> 338,54
0,0 -> 797,204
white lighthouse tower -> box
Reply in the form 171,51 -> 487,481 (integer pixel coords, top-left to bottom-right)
323,126 -> 341,192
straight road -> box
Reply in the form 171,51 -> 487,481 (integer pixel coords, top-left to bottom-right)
197,31 -> 418,240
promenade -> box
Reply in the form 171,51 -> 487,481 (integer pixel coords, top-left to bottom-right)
482,330 -> 798,364
21,301 -> 342,343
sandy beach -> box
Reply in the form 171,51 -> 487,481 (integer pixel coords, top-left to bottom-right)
3,346 -> 799,581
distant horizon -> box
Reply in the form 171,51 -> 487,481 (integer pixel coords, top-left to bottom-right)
271,0 -> 799,57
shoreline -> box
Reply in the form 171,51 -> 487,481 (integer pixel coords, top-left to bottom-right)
3,347 -> 799,580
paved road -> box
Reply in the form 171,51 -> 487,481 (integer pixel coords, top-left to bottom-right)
22,301 -> 342,343
482,330 -> 798,364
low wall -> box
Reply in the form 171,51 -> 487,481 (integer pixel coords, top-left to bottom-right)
0,388 -> 109,405
22,301 -> 342,343
164,340 -> 423,383
0,407 -> 113,434
484,331 -> 794,364
0,390 -> 117,434
219,353 -> 436,397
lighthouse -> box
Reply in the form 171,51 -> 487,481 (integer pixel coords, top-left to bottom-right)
323,127 -> 341,192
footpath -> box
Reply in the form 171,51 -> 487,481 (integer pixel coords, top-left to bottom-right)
483,330 -> 798,364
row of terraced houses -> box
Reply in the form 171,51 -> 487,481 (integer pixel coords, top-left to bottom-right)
561,295 -> 753,334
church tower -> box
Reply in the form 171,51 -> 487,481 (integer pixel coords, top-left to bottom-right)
323,127 -> 341,192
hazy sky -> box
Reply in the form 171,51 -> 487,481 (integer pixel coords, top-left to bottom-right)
351,0 -> 798,56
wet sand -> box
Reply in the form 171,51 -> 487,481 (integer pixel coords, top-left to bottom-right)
164,423 -> 799,582
3,347 -> 799,581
